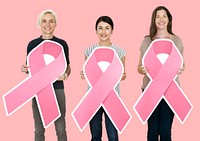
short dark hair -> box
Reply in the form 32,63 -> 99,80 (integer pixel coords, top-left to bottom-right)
149,6 -> 175,40
95,16 -> 114,30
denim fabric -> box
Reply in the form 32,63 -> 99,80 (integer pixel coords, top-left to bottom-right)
89,107 -> 118,141
147,99 -> 174,141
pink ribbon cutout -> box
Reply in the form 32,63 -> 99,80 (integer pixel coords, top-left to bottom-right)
72,47 -> 131,133
134,39 -> 192,124
3,40 -> 67,128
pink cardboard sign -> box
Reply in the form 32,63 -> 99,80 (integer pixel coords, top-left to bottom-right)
134,39 -> 193,124
72,47 -> 131,133
3,40 -> 67,128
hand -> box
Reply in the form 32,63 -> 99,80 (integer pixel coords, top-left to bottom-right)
140,65 -> 148,74
80,71 -> 85,79
58,73 -> 68,81
121,72 -> 126,81
21,64 -> 29,73
177,66 -> 184,75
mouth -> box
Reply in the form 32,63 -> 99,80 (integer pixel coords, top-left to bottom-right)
44,27 -> 52,30
100,35 -> 108,38
158,22 -> 165,25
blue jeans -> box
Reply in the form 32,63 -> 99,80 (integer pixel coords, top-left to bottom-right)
147,99 -> 174,141
32,89 -> 67,141
89,107 -> 119,141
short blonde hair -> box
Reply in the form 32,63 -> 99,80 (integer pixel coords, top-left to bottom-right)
37,9 -> 58,28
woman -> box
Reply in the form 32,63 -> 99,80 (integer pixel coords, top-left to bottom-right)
137,6 -> 185,141
80,16 -> 126,141
21,9 -> 71,141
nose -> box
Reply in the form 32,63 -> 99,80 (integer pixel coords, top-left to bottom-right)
45,21 -> 50,26
159,16 -> 164,20
102,29 -> 106,34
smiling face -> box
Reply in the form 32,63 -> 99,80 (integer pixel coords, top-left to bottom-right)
96,21 -> 113,42
155,9 -> 169,31
40,13 -> 57,38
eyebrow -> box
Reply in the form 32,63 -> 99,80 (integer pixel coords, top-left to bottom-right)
156,14 -> 167,16
98,25 -> 111,28
42,18 -> 55,21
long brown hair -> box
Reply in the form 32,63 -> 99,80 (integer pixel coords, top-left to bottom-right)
149,6 -> 175,40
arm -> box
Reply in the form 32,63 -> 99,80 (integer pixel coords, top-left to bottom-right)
21,42 -> 31,74
58,40 -> 71,80
176,36 -> 185,75
58,65 -> 71,80
121,56 -> 126,81
137,37 -> 150,75
137,53 -> 148,75
80,55 -> 87,79
65,65 -> 71,77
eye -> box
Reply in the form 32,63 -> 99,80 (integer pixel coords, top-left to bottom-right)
49,20 -> 54,23
98,27 -> 102,30
41,19 -> 47,23
156,15 -> 160,18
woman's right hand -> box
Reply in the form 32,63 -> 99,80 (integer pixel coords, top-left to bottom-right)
80,70 -> 85,79
21,64 -> 29,73
138,65 -> 148,75
137,53 -> 148,75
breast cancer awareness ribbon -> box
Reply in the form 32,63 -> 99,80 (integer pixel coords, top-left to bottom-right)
72,47 -> 131,133
3,40 -> 67,128
134,39 -> 192,124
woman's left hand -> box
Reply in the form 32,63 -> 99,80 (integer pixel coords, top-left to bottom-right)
177,66 -> 184,75
58,73 -> 68,81
121,72 -> 126,81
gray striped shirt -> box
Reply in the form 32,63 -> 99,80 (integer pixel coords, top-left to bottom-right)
84,44 -> 126,95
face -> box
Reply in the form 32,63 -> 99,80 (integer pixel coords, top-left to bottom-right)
96,21 -> 113,42
155,9 -> 169,31
40,13 -> 56,36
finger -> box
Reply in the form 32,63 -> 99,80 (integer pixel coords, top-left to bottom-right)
142,68 -> 146,73
23,64 -> 29,68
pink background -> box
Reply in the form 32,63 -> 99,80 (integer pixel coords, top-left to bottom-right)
0,0 -> 199,140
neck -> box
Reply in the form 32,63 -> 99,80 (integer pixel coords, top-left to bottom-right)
155,30 -> 170,39
42,34 -> 54,39
99,40 -> 112,47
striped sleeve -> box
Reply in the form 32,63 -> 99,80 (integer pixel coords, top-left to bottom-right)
84,45 -> 98,57
112,44 -> 126,59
